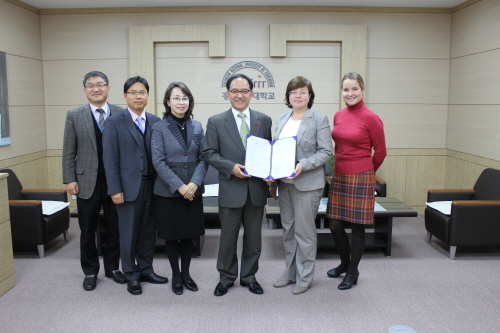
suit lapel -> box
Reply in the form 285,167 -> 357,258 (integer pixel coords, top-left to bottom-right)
296,108 -> 313,145
122,109 -> 142,148
166,116 -> 188,151
82,104 -> 98,153
274,111 -> 292,140
224,109 -> 245,152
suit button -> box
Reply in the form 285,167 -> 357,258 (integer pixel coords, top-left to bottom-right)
184,152 -> 187,156
184,166 -> 187,169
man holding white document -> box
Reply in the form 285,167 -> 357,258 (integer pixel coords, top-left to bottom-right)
202,74 -> 272,297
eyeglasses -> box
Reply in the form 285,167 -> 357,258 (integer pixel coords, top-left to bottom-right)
171,97 -> 190,102
127,91 -> 148,97
289,90 -> 309,96
85,82 -> 108,89
229,89 -> 251,95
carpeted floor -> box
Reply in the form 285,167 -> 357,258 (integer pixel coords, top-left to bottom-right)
1,215 -> 500,333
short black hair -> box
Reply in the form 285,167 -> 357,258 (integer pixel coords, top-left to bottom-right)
83,71 -> 108,87
226,73 -> 253,91
163,82 -> 195,119
124,76 -> 149,93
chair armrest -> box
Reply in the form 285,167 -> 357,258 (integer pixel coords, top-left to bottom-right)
375,176 -> 386,197
21,189 -> 68,202
427,189 -> 475,202
8,200 -> 46,244
325,175 -> 331,185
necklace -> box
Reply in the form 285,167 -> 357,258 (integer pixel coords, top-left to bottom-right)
175,121 -> 186,130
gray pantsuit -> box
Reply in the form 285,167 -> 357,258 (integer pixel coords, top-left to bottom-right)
273,108 -> 332,288
278,182 -> 323,287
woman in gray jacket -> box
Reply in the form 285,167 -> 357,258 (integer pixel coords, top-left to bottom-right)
152,82 -> 208,295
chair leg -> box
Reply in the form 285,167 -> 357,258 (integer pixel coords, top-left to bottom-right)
63,230 -> 68,241
37,245 -> 45,259
449,246 -> 457,260
426,231 -> 432,242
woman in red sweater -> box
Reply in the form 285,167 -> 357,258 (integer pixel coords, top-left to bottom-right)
326,72 -> 386,290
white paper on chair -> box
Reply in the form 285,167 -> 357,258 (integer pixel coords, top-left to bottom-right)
202,184 -> 219,197
426,201 -> 452,215
41,201 -> 70,215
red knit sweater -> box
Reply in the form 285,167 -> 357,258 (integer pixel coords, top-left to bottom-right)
332,100 -> 387,174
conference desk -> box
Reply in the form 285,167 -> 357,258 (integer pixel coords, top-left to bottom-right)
265,197 -> 418,257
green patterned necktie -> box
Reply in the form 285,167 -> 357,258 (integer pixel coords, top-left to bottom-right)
238,112 -> 250,149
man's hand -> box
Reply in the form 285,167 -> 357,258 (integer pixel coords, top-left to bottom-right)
111,192 -> 124,204
269,186 -> 278,200
66,182 -> 79,195
232,164 -> 251,179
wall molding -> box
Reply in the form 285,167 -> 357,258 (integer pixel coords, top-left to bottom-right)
0,151 -> 46,169
4,0 -> 39,14
129,24 -> 225,114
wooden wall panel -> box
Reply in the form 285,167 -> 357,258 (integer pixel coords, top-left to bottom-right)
0,0 -> 41,59
376,155 -> 406,202
445,156 -> 488,190
0,106 -> 47,160
451,0 -> 500,58
447,105 -> 498,160
366,58 -> 449,105
6,55 -> 44,106
43,59 -> 129,107
370,104 -> 447,149
405,155 -> 445,207
448,49 -> 500,105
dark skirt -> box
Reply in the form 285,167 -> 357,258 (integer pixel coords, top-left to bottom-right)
156,195 -> 205,241
326,170 -> 376,225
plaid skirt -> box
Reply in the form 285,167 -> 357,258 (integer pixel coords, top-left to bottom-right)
326,170 -> 376,225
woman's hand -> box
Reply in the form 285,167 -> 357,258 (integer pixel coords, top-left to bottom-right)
287,163 -> 303,179
179,182 -> 199,201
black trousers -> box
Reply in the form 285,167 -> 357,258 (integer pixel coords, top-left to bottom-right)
77,181 -> 120,276
116,178 -> 156,280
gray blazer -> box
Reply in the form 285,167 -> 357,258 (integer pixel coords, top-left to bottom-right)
202,108 -> 272,208
62,103 -> 124,199
151,116 -> 208,197
274,108 -> 333,191
103,109 -> 161,202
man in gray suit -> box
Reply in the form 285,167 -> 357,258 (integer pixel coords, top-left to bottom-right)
62,71 -> 126,291
203,74 -> 272,296
103,76 -> 167,296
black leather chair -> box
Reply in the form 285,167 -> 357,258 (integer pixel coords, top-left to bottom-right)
425,168 -> 500,259
1,169 -> 70,258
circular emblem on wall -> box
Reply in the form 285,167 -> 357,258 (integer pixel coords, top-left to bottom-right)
221,61 -> 276,101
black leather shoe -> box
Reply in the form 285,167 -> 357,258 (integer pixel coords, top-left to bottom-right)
127,279 -> 142,295
327,265 -> 348,278
105,270 -> 127,284
214,282 -> 234,296
140,273 -> 168,284
240,281 -> 264,295
183,278 -> 198,292
83,275 -> 97,291
338,271 -> 359,290
172,282 -> 183,295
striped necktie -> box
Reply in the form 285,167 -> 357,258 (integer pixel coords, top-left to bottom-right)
238,112 -> 249,149
96,108 -> 105,131
137,116 -> 145,133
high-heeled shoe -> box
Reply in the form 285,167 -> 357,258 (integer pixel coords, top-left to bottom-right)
327,265 -> 348,278
338,270 -> 359,290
